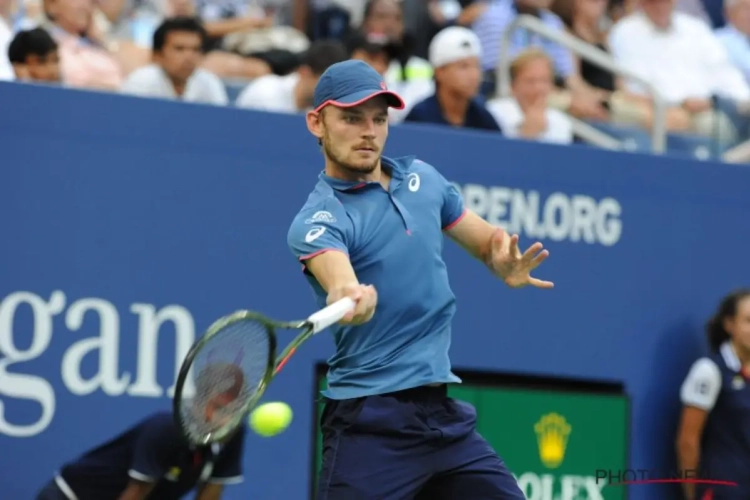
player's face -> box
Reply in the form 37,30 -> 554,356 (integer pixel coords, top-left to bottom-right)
317,97 -> 390,175
727,296 -> 750,351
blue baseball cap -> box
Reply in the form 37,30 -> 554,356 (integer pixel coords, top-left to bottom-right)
313,60 -> 405,112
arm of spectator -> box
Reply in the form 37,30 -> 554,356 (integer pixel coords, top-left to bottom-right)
203,17 -> 273,39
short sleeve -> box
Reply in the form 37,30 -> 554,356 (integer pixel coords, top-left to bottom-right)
680,358 -> 722,411
209,427 -> 245,484
423,164 -> 465,229
128,415 -> 180,482
287,201 -> 351,264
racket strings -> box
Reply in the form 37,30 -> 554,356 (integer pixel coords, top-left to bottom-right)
178,318 -> 272,443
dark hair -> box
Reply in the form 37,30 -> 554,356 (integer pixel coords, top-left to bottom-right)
152,16 -> 207,53
706,289 -> 750,352
345,30 -> 398,61
363,0 -> 402,22
302,39 -> 348,76
8,28 -> 58,64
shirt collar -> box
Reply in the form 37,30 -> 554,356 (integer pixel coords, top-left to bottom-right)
319,156 -> 406,191
720,341 -> 742,373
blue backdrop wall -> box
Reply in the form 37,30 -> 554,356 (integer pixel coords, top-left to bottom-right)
1,82 -> 750,500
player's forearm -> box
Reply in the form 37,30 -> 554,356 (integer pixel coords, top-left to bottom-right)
304,250 -> 359,293
446,210 -> 500,267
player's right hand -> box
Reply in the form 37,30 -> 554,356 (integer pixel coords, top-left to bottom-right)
328,283 -> 377,325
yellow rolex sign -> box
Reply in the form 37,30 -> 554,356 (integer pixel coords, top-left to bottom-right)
535,412 -> 571,469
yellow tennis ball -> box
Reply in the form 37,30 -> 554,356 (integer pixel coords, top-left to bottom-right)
249,402 -> 293,437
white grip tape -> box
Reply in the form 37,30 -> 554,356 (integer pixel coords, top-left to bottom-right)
307,297 -> 356,334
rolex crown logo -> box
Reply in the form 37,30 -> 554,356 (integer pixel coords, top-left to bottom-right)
534,412 -> 571,469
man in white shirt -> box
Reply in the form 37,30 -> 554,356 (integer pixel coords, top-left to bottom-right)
488,49 -> 572,144
609,0 -> 750,144
235,39 -> 347,113
121,17 -> 229,106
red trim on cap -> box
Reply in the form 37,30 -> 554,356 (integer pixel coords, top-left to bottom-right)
314,90 -> 406,112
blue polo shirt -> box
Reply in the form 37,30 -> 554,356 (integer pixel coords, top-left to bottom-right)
54,412 -> 245,499
287,156 -> 466,400
404,93 -> 503,133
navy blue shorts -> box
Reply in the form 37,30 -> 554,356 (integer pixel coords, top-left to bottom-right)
317,385 -> 525,500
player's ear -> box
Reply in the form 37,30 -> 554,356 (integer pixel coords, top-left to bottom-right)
306,110 -> 324,143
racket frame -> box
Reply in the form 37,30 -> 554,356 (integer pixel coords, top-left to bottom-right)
173,297 -> 355,445
173,310 -> 280,446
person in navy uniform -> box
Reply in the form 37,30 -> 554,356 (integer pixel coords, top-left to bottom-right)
677,289 -> 750,500
287,59 -> 553,499
36,363 -> 247,500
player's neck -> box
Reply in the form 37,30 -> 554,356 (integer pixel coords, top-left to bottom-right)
324,160 -> 388,187
436,86 -> 469,127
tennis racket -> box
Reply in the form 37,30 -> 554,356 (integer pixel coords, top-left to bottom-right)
172,297 -> 355,446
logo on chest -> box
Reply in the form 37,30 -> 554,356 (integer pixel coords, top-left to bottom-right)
407,173 -> 420,192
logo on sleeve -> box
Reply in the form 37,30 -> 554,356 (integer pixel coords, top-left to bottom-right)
407,173 -> 420,192
305,226 -> 327,243
305,211 -> 337,224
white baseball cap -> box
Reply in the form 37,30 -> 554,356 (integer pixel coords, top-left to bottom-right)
428,26 -> 483,69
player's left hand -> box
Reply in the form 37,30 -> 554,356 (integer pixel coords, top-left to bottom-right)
488,229 -> 554,289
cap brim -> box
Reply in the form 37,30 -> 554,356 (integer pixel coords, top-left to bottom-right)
316,89 -> 405,112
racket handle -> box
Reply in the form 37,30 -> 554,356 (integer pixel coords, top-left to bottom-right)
307,297 -> 356,334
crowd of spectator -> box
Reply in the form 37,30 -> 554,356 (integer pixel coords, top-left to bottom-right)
1,0 -> 747,154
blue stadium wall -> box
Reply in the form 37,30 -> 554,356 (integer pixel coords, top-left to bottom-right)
1,82 -> 749,500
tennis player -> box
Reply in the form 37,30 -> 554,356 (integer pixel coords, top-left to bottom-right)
287,59 -> 553,499
36,364 -> 247,500
677,289 -> 750,500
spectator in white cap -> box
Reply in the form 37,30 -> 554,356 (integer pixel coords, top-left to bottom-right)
402,26 -> 503,133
